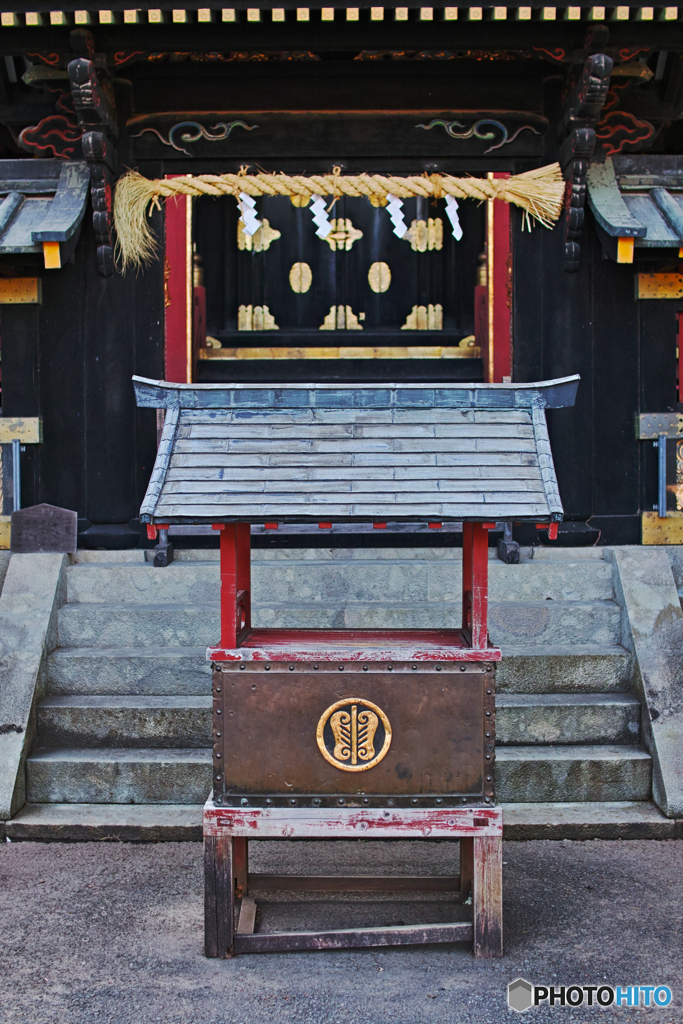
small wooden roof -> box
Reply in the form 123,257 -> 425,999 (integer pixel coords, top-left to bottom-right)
0,160 -> 89,254
134,376 -> 578,525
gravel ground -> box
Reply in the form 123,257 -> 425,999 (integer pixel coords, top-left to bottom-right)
0,838 -> 681,1024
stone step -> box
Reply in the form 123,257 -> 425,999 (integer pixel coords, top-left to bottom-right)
57,598 -> 621,648
496,745 -> 652,803
37,696 -> 212,749
496,645 -> 632,694
26,748 -> 212,805
46,647 -> 212,696
502,801 -> 680,840
65,558 -> 615,606
35,693 -> 641,750
496,694 -> 641,746
25,743 -> 651,806
46,644 -> 632,697
6,800 -> 678,843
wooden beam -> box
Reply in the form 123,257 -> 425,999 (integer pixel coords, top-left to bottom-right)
248,874 -> 461,892
234,921 -> 473,955
473,835 -> 503,958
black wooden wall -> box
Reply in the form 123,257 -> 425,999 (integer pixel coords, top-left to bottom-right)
513,210 -> 678,545
1,212 -> 164,546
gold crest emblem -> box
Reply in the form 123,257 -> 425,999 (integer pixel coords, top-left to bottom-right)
316,698 -> 392,772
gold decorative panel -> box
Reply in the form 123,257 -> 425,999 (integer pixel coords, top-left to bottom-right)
199,340 -> 481,360
324,218 -> 363,252
368,261 -> 391,293
289,261 -> 313,293
403,218 -> 443,252
237,218 -> 282,252
401,304 -> 443,330
238,304 -> 279,330
320,305 -> 364,330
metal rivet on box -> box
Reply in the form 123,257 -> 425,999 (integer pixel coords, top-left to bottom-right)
289,665 -> 295,671
436,665 -> 442,671
239,664 -> 245,670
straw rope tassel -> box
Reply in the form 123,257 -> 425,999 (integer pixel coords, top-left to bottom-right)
113,164 -> 566,272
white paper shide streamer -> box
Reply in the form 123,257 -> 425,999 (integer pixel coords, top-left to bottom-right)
238,191 -> 262,236
445,195 -> 463,241
385,194 -> 407,238
310,194 -> 333,238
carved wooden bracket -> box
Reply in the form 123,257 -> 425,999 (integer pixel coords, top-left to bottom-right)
558,54 -> 613,274
67,30 -> 118,277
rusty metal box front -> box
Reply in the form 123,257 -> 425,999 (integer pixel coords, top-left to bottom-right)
212,661 -> 495,808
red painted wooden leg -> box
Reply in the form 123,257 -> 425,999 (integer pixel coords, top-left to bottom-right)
460,837 -> 473,899
473,835 -> 503,958
205,835 -> 235,958
234,837 -> 249,898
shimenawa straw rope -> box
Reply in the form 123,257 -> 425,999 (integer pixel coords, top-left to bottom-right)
113,164 -> 566,271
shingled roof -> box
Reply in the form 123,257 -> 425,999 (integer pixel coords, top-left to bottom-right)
133,376 -> 579,525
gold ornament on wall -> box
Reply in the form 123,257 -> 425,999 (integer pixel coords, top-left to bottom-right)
401,304 -> 443,330
238,304 -> 279,330
403,218 -> 443,252
368,261 -> 391,293
324,218 -> 363,252
289,261 -> 313,293
320,305 -> 364,330
237,218 -> 281,252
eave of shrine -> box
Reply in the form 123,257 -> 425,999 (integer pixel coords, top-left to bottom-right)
588,156 -> 683,249
0,158 -> 89,260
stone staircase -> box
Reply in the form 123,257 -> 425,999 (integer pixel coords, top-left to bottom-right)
7,545 -> 667,840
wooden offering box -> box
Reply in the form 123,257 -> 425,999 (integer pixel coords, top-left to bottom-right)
135,374 -> 578,959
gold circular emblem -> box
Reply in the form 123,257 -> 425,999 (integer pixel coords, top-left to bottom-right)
316,698 -> 392,772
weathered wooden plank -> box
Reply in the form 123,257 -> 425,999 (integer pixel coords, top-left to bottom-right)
234,837 -> 248,898
157,490 -> 546,507
248,874 -> 461,892
186,423 -> 533,440
173,438 -> 537,455
165,465 -> 544,482
236,897 -> 257,936
233,921 -> 473,954
162,478 -> 545,495
181,408 -> 532,426
460,838 -> 474,900
169,452 -> 536,469
204,836 -> 219,959
473,835 -> 503,959
214,835 -> 234,959
204,804 -> 502,841
156,502 -> 551,518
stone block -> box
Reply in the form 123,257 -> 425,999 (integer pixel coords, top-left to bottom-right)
0,552 -> 67,817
